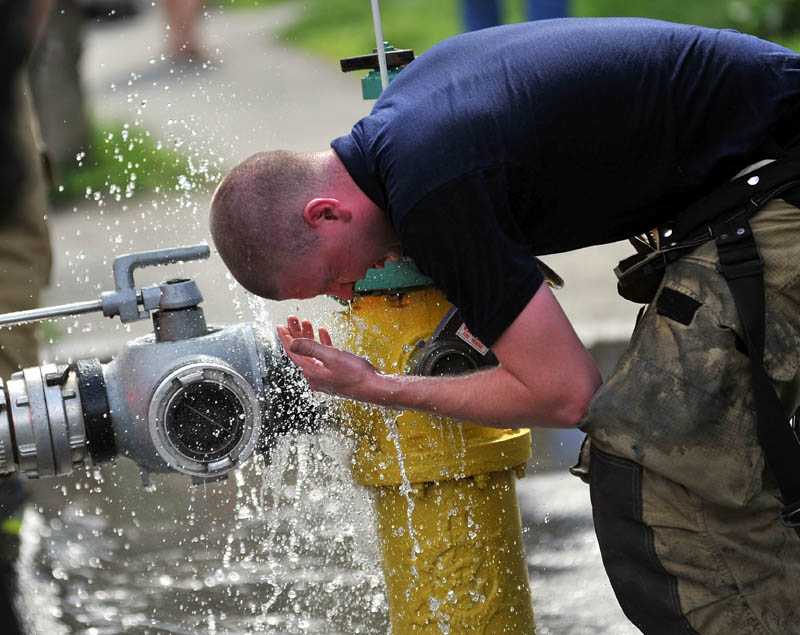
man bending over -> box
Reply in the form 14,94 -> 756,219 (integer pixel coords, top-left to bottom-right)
211,18 -> 800,632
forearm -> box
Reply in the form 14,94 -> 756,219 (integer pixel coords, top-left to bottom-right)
367,359 -> 600,428
278,286 -> 603,429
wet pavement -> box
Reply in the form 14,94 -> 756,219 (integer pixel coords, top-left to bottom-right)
19,4 -> 644,633
20,432 -> 638,635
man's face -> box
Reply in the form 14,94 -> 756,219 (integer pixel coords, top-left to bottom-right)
277,260 -> 359,301
275,241 -> 394,302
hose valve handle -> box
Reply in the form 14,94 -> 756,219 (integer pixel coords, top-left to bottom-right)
0,244 -> 210,328
101,245 -> 210,322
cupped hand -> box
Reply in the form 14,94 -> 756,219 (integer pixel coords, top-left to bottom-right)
276,316 -> 384,401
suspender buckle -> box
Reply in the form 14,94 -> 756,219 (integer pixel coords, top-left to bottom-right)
715,222 -> 764,280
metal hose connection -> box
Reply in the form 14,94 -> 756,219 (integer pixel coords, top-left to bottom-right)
0,365 -> 90,478
0,245 -> 325,485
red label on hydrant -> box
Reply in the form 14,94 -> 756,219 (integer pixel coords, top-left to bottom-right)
456,323 -> 490,356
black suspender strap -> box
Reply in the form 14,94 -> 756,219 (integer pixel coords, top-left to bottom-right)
617,154 -> 800,531
715,214 -> 800,532
666,159 -> 800,244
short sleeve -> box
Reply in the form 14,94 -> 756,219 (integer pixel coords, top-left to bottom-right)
393,166 -> 544,347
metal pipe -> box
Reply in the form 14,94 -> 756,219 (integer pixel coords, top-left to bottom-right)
0,299 -> 103,327
370,0 -> 389,90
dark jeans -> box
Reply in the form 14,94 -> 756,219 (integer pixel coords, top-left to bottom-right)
462,0 -> 568,31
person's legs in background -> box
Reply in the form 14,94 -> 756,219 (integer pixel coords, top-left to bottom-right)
163,0 -> 205,60
462,0 -> 502,31
463,0 -> 569,32
0,57 -> 53,635
527,0 -> 568,20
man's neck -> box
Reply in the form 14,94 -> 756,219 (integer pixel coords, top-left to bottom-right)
324,148 -> 401,255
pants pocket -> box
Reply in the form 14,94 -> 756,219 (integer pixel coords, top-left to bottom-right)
580,258 -> 793,507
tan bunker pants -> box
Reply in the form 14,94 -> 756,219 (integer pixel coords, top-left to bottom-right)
0,72 -> 52,378
576,198 -> 800,634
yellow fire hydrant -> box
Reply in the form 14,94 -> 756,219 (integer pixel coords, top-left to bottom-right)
335,265 -> 536,634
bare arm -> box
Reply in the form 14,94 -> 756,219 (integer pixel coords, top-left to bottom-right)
277,284 -> 602,428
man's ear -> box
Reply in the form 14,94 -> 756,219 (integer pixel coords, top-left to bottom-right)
302,198 -> 353,227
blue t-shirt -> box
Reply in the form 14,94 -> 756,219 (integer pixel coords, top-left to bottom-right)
331,18 -> 800,346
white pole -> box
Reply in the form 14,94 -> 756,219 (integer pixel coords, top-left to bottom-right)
370,0 -> 389,90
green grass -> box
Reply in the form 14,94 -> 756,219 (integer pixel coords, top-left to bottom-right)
274,0 -> 800,61
574,0 -> 798,41
780,31 -> 800,50
50,120 -> 194,206
216,0 -> 287,9
574,0 -> 739,27
281,0 -> 461,61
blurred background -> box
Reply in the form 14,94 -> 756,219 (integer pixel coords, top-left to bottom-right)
2,0 -> 797,633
